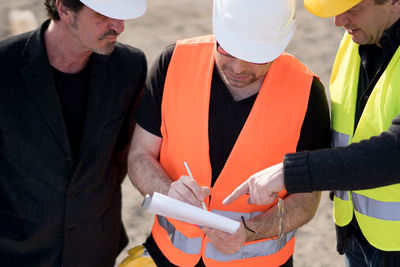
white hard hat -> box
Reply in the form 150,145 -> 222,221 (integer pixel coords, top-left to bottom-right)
213,0 -> 296,63
80,0 -> 147,20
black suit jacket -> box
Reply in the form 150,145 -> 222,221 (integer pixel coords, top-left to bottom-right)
0,20 -> 147,266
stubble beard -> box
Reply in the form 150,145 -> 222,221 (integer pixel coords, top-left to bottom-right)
223,68 -> 256,89
94,30 -> 119,55
71,15 -> 118,56
92,42 -> 116,55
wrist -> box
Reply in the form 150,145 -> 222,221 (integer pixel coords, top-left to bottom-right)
283,151 -> 312,193
241,216 -> 257,242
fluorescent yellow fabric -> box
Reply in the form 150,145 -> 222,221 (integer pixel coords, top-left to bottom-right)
331,32 -> 400,251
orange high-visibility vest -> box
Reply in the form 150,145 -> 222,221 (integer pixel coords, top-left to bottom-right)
153,35 -> 314,267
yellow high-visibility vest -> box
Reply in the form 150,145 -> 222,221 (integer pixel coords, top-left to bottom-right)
331,32 -> 400,251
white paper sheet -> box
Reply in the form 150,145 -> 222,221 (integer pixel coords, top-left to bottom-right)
142,192 -> 241,234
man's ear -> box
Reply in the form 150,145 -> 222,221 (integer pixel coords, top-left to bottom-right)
56,0 -> 72,23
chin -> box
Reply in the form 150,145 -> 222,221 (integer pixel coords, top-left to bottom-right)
93,43 -> 116,55
351,33 -> 372,46
228,81 -> 248,89
92,48 -> 114,55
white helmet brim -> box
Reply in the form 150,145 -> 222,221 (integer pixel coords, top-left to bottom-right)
80,0 -> 147,20
213,0 -> 296,63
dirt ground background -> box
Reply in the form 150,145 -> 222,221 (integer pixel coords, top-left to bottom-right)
0,0 -> 346,266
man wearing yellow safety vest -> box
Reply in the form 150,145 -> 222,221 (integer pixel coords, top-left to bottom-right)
119,0 -> 332,266
224,0 -> 400,266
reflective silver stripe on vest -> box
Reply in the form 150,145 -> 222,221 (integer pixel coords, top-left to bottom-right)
352,193 -> 400,221
157,215 -> 202,254
205,230 -> 296,261
332,130 -> 351,148
334,190 -> 349,201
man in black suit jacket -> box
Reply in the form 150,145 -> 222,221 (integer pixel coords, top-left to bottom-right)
0,0 -> 147,266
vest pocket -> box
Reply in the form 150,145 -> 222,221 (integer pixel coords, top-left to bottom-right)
0,209 -> 23,239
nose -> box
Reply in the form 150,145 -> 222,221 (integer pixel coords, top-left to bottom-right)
334,13 -> 349,27
109,19 -> 125,34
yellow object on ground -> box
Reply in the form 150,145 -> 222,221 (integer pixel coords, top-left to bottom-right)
118,245 -> 157,267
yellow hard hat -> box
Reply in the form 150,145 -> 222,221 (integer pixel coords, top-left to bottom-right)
304,0 -> 362,17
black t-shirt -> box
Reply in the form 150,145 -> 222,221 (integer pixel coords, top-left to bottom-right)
135,44 -> 332,266
52,60 -> 90,164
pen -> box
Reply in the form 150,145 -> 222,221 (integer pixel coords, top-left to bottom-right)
184,161 -> 207,210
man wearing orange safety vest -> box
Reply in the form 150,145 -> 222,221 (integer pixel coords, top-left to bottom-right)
223,0 -> 400,266
120,0 -> 331,266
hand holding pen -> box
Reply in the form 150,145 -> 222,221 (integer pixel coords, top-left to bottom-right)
184,162 -> 208,210
166,161 -> 210,209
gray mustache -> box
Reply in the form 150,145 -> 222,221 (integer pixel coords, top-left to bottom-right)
100,30 -> 119,40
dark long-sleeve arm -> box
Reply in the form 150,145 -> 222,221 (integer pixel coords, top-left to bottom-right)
284,114 -> 400,193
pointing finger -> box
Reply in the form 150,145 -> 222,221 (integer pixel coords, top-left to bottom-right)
223,181 -> 249,205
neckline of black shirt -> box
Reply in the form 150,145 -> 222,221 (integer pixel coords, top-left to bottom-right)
51,59 -> 91,165
208,67 -> 259,185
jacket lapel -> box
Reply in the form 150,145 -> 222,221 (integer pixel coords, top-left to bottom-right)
78,53 -> 109,160
20,21 -> 71,159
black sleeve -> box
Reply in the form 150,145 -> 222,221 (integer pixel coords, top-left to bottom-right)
134,44 -> 176,137
284,108 -> 400,193
296,76 -> 332,152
